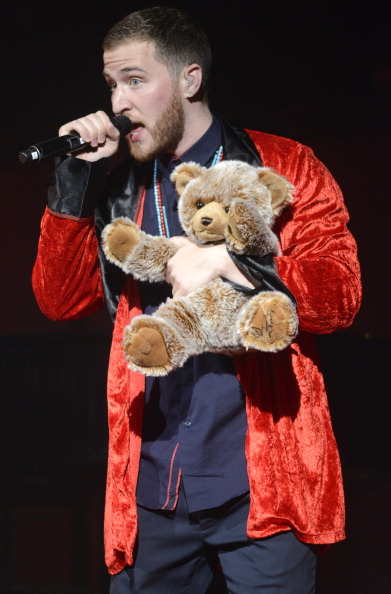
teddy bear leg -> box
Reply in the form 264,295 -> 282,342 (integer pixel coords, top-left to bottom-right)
238,292 -> 298,352
123,315 -> 188,376
102,218 -> 142,265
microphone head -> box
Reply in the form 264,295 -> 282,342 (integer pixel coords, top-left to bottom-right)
112,115 -> 132,136
19,149 -> 38,164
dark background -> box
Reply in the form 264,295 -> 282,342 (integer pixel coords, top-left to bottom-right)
1,1 -> 390,592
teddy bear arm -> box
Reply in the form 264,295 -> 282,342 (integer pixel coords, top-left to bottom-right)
102,217 -> 178,281
226,199 -> 278,256
124,236 -> 178,282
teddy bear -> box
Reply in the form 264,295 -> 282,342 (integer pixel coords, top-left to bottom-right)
102,160 -> 298,376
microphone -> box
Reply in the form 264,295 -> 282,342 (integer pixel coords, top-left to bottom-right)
18,115 -> 132,164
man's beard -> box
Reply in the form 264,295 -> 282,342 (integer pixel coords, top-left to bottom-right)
128,85 -> 185,162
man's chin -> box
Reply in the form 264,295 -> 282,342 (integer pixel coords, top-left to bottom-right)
127,139 -> 156,163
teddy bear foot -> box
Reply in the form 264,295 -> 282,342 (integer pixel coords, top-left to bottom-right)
124,327 -> 169,368
123,316 -> 188,376
238,292 -> 298,352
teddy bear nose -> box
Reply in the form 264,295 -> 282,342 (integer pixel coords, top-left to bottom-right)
201,217 -> 213,226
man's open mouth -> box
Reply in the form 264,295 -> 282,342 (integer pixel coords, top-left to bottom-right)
129,122 -> 145,140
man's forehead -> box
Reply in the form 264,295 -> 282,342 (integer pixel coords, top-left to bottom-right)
103,39 -> 172,78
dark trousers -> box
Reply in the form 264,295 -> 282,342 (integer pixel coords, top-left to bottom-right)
110,484 -> 317,593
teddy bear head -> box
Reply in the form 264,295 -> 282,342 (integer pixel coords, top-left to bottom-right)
170,160 -> 294,244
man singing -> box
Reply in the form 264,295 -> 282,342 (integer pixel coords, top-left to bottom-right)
32,7 -> 361,593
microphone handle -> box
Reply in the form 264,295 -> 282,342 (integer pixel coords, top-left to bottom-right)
19,134 -> 87,163
19,115 -> 131,164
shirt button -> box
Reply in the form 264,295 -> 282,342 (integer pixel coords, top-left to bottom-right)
184,420 -> 192,427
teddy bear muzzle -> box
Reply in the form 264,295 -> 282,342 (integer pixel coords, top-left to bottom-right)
191,202 -> 228,242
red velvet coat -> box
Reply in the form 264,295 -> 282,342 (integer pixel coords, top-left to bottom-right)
32,130 -> 361,574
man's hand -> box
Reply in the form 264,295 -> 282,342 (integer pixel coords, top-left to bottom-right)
58,110 -> 122,162
166,237 -> 256,297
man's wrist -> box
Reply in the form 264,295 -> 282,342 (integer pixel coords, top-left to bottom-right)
218,244 -> 256,288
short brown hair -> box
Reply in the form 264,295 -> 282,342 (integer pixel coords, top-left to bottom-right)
103,6 -> 212,98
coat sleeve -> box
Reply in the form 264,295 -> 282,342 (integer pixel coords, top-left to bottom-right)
31,156 -> 110,321
260,137 -> 361,334
32,208 -> 106,321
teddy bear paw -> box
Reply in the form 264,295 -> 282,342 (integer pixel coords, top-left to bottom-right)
239,292 -> 298,352
226,199 -> 275,255
102,218 -> 142,265
225,199 -> 254,252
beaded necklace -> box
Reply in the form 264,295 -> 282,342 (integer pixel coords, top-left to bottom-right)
153,145 -> 224,238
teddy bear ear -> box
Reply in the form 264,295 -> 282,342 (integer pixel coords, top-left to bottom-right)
258,168 -> 295,215
171,162 -> 205,196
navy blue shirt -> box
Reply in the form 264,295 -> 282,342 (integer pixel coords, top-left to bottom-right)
136,116 -> 249,512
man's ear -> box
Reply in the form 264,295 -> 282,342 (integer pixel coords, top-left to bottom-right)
181,64 -> 202,98
258,168 -> 295,214
171,162 -> 204,196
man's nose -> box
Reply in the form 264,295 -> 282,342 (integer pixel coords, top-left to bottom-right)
111,87 -> 133,115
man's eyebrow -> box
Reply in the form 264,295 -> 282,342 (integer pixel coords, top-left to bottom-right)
102,66 -> 146,78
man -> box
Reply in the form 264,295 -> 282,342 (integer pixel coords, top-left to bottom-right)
32,7 -> 361,593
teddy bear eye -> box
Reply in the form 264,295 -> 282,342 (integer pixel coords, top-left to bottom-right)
196,201 -> 204,210
224,206 -> 229,213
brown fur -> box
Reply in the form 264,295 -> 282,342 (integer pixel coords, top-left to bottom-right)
102,160 -> 298,376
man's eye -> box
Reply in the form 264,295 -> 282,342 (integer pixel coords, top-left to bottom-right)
130,78 -> 141,86
107,81 -> 117,91
196,201 -> 204,210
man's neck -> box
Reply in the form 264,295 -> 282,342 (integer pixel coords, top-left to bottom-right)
174,103 -> 213,156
